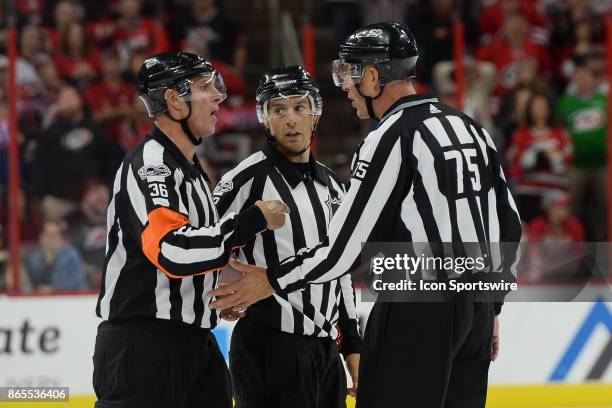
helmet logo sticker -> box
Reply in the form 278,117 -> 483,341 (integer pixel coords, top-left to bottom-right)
274,80 -> 298,87
145,59 -> 158,69
355,28 -> 383,38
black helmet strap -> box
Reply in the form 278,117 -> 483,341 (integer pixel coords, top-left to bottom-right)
357,82 -> 385,120
166,100 -> 202,146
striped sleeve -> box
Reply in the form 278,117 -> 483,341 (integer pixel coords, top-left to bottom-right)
213,152 -> 266,217
336,273 -> 362,357
267,111 -> 407,293
125,141 -> 267,279
483,128 -> 522,315
326,168 -> 362,355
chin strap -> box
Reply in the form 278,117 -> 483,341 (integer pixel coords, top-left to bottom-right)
167,101 -> 202,145
357,83 -> 385,120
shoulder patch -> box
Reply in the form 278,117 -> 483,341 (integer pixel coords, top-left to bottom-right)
213,180 -> 234,196
138,164 -> 171,180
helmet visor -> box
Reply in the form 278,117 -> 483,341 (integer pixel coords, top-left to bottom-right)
262,93 -> 317,121
183,70 -> 227,103
332,60 -> 363,87
257,91 -> 322,123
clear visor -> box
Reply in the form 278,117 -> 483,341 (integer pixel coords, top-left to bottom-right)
331,60 -> 363,88
182,71 -> 227,103
262,93 -> 317,121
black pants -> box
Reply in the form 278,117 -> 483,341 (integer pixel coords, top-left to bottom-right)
230,316 -> 347,408
357,301 -> 494,408
92,318 -> 232,408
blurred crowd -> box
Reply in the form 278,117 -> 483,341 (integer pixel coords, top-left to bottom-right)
1,0 -> 610,292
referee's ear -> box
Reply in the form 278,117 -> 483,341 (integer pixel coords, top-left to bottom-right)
361,66 -> 380,95
164,88 -> 188,119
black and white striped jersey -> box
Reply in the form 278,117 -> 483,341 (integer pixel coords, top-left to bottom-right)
96,126 -> 267,329
266,93 -> 522,308
213,143 -> 361,356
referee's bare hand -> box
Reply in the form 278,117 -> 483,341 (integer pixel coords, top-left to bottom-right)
219,308 -> 246,321
491,316 -> 500,361
209,258 -> 275,310
255,200 -> 290,230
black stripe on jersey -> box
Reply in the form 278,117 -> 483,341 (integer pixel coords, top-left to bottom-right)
240,165 -> 266,264
161,149 -> 185,214
209,272 -> 218,327
200,178 -> 217,227
469,125 -> 492,243
268,169 -> 307,248
192,275 -> 205,327
162,223 -> 236,250
329,283 -> 341,325
243,172 -> 267,266
109,228 -> 159,320
120,149 -> 148,238
96,202 -> 120,317
318,281 -> 331,333
169,278 -> 183,321
305,181 -> 327,241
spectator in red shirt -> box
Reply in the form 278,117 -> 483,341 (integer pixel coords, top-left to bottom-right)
54,22 -> 101,87
528,191 -> 585,242
508,93 -> 571,221
43,0 -> 82,52
84,49 -> 137,154
525,191 -> 587,281
479,0 -> 547,40
16,0 -> 46,26
477,13 -> 551,96
112,0 -> 170,67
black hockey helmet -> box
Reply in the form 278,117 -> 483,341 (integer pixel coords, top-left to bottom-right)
255,65 -> 322,155
332,22 -> 419,88
138,51 -> 226,118
255,65 -> 322,123
137,51 -> 226,145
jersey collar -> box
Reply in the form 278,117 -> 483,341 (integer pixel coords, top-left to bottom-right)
149,126 -> 209,181
378,92 -> 439,125
263,143 -> 329,189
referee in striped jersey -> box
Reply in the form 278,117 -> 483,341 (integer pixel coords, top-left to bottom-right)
211,23 -> 522,408
212,66 -> 361,408
92,52 -> 288,408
